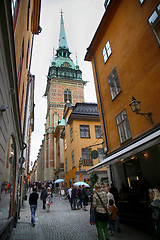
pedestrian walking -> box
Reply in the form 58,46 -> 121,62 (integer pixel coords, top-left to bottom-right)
46,187 -> 53,212
108,199 -> 117,236
41,187 -> 47,209
82,185 -> 89,211
92,182 -> 110,240
149,188 -> 160,238
68,186 -> 73,209
105,185 -> 121,233
77,185 -> 83,209
71,185 -> 78,210
29,187 -> 39,227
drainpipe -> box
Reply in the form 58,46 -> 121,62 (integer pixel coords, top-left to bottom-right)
86,48 -> 109,154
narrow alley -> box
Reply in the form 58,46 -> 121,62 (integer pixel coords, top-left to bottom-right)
8,192 -> 156,240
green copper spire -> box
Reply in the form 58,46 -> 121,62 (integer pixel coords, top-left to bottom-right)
75,52 -> 79,70
51,47 -> 56,65
59,10 -> 68,49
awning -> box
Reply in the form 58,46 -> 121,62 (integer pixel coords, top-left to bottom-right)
87,126 -> 160,173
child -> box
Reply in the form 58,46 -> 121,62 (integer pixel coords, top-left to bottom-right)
109,199 -> 117,236
46,187 -> 52,212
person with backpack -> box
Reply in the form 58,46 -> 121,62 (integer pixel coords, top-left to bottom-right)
71,185 -> 78,210
149,188 -> 160,238
77,185 -> 83,209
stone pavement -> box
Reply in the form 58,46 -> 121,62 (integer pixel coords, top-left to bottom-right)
8,191 -> 157,240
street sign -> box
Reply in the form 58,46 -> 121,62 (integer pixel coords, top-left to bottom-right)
91,150 -> 98,159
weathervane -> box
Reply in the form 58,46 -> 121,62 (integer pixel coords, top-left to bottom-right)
60,9 -> 63,16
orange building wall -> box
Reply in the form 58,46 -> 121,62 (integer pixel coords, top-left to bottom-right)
90,0 -> 160,153
14,0 -> 34,126
63,111 -> 105,187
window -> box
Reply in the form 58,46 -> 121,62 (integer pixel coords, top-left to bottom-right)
104,0 -> 111,10
97,148 -> 105,163
64,139 -> 67,150
65,158 -> 67,173
12,0 -> 20,31
116,109 -> 132,144
66,115 -> 68,125
102,41 -> 112,63
26,38 -> 30,68
108,67 -> 121,100
71,150 -> 75,168
64,89 -> 72,103
70,127 -> 73,142
27,0 -> 30,30
148,4 -> 160,45
17,38 -> 24,91
139,0 -> 145,4
82,148 -> 93,166
80,125 -> 90,138
95,125 -> 102,138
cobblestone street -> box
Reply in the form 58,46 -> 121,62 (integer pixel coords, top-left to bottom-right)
8,192 -> 157,240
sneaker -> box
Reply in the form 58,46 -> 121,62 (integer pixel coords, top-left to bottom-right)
32,223 -> 35,227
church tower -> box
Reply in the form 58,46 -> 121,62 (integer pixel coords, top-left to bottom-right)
43,12 -> 86,180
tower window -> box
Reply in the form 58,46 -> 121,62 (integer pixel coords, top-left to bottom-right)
64,89 -> 72,103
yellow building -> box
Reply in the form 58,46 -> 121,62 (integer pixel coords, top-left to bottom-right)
85,0 -> 160,229
61,103 -> 107,188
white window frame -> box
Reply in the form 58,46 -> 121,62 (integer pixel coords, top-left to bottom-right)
108,67 -> 121,100
139,0 -> 145,5
148,3 -> 160,46
64,139 -> 67,150
102,41 -> 112,63
116,109 -> 132,144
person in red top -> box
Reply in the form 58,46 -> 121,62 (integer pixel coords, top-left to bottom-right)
108,199 -> 117,236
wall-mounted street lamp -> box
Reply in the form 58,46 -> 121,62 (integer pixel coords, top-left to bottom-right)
0,105 -> 8,115
129,96 -> 153,124
78,158 -> 83,171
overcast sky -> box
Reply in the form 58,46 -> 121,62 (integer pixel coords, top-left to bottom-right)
30,0 -> 105,167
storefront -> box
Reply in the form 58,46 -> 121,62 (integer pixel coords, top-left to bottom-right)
87,124 -> 160,233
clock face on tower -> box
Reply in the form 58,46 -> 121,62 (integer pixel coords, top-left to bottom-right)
63,62 -> 70,67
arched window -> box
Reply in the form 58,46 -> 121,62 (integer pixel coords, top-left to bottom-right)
64,89 -> 72,103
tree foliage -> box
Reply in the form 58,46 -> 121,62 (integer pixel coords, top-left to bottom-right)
89,173 -> 98,188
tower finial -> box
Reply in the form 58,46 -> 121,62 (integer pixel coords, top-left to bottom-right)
60,9 -> 63,16
75,51 -> 79,69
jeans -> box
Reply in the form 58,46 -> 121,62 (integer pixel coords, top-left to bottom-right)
77,197 -> 83,208
72,197 -> 77,209
30,205 -> 37,224
109,219 -> 116,233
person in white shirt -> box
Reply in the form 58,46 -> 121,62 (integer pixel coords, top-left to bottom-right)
68,186 -> 73,209
104,186 -> 115,205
